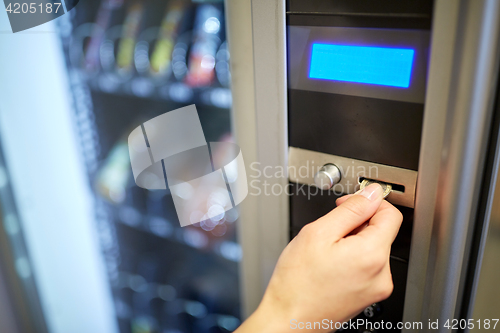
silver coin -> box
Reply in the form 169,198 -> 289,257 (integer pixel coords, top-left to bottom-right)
360,179 -> 392,198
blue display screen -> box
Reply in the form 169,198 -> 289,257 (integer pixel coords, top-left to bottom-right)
309,44 -> 415,88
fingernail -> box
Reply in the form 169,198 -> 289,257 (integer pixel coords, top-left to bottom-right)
358,183 -> 383,201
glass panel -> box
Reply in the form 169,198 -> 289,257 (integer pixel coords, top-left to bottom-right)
0,0 -> 240,332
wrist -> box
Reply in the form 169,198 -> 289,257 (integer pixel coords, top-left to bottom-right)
235,302 -> 294,333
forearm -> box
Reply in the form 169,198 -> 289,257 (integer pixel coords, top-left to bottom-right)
235,302 -> 343,333
235,306 -> 295,333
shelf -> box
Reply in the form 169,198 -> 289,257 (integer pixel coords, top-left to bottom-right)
70,69 -> 232,109
114,204 -> 242,263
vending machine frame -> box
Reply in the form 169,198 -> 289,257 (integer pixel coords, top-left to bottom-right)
227,0 -> 500,331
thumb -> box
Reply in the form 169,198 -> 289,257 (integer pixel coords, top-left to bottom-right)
314,183 -> 385,241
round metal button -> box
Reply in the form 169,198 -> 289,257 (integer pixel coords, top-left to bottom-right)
314,164 -> 341,190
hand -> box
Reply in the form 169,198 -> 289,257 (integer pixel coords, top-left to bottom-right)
235,183 -> 403,332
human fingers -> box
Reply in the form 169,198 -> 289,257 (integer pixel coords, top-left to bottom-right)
335,194 -> 353,206
314,183 -> 384,241
357,200 -> 403,246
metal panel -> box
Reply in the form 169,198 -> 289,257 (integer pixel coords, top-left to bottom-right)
0,263 -> 20,333
224,0 -> 259,319
467,94 -> 500,326
288,147 -> 417,208
225,0 -> 289,318
404,0 -> 500,329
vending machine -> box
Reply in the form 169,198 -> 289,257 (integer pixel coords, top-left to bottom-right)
0,1 -> 240,333
1,1 -> 500,332
227,0 -> 500,331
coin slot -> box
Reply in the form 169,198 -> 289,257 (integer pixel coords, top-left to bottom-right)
358,177 -> 405,193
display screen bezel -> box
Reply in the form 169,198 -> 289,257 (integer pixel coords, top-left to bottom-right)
288,26 -> 430,104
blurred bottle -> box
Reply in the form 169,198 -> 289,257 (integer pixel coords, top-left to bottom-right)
185,4 -> 223,87
215,41 -> 231,88
116,1 -> 145,75
149,0 -> 188,79
95,139 -> 131,204
131,315 -> 159,333
85,0 -> 125,72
